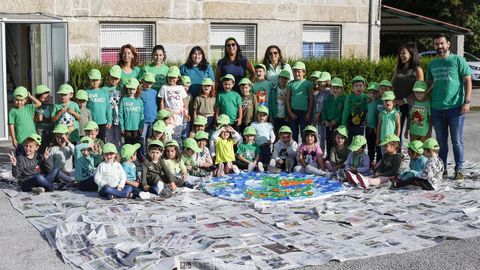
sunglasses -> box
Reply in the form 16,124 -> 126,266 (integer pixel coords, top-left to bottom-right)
226,43 -> 237,47
269,51 -> 279,55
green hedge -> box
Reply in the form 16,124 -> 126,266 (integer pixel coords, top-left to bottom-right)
69,56 -> 432,92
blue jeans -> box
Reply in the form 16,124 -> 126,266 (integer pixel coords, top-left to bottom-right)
182,121 -> 191,140
290,109 -> 308,143
20,168 -> 71,192
431,106 -> 464,171
99,185 -> 133,199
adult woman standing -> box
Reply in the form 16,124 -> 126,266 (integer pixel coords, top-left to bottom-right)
262,45 -> 293,89
391,42 -> 424,139
117,44 -> 141,89
215,37 -> 255,93
141,45 -> 169,91
180,46 -> 215,98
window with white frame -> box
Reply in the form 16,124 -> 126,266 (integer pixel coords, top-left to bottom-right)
99,23 -> 155,64
302,25 -> 341,59
209,24 -> 257,61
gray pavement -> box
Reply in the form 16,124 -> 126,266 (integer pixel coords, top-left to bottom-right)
0,89 -> 479,270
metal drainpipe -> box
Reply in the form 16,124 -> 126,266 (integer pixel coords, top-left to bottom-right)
368,0 -> 378,60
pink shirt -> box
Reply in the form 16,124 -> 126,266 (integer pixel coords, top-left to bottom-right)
298,143 -> 323,165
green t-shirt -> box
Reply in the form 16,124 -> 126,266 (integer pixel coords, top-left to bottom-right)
86,88 -> 113,125
288,79 -> 313,111
409,100 -> 431,137
140,63 -> 169,90
236,142 -> 259,162
341,93 -> 368,126
119,97 -> 144,131
119,66 -> 141,89
52,101 -> 81,142
181,154 -> 197,169
216,90 -> 242,124
252,80 -> 273,108
322,95 -> 345,124
380,108 -> 399,142
8,104 -> 36,144
366,100 -> 380,129
426,54 -> 472,110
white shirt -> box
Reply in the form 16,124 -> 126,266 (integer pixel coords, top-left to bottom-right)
94,162 -> 126,191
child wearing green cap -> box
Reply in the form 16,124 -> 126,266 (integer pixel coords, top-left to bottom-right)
74,136 -> 99,191
10,134 -> 72,193
252,64 -> 274,110
324,125 -> 350,173
215,74 -> 243,128
238,78 -> 258,130
211,125 -> 243,176
313,72 -> 332,155
83,121 -> 105,165
272,70 -> 290,134
269,125 -> 298,173
343,135 -> 370,179
294,125 -> 326,175
193,78 -> 216,131
181,75 -> 194,140
398,140 -> 427,181
49,124 -> 75,179
33,85 -> 54,154
142,140 -> 175,198
365,82 -> 382,165
188,115 -> 208,139
181,138 -> 210,187
342,76 -> 368,139
140,72 -> 159,142
321,77 -> 345,158
121,143 -> 142,196
119,78 -> 144,145
163,141 -> 188,189
251,106 -> 275,166
9,87 -> 42,152
75,90 -> 92,138
392,138 -> 443,190
193,131 -> 215,172
404,80 -> 431,142
235,126 -> 262,172
103,65 -> 122,149
52,84 -> 81,144
86,69 -> 113,142
376,91 -> 401,153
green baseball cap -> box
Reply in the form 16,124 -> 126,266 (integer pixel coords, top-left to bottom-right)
331,78 -> 344,87
80,136 -> 94,145
279,70 -> 291,79
57,84 -> 74,95
413,81 -> 428,92
243,126 -> 256,136
103,143 -> 118,154
194,115 -> 208,126
335,125 -> 348,138
257,105 -> 269,115
25,133 -> 42,145
217,114 -> 230,125
292,61 -> 306,70
167,66 -> 180,78
153,120 -> 166,132
279,125 -> 292,134
407,140 -> 424,155
238,78 -> 252,85
310,71 -> 321,79
121,143 -> 141,160
181,75 -> 191,85
13,86 -> 29,99
318,72 -> 332,82
88,69 -> 102,80
157,109 -> 173,120
194,131 -> 209,140
109,65 -> 122,78
379,80 -> 393,88
381,91 -> 396,101
379,134 -> 400,145
367,82 -> 379,91
423,138 -> 440,150
83,121 -> 99,131
126,78 -> 140,89
201,78 -> 214,86
349,135 -> 367,151
254,63 -> 266,71
303,125 -> 317,133
53,124 -> 69,134
35,85 -> 51,95
183,138 -> 201,152
75,89 -> 89,101
351,75 -> 366,84
165,140 -> 179,148
148,139 -> 164,148
221,74 -> 235,82
143,72 -> 156,83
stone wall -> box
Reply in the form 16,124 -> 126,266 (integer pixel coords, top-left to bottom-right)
0,0 -> 381,61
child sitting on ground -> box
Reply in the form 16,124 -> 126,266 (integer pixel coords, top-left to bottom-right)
141,140 -> 175,198
211,125 -> 243,176
182,138 -> 211,187
193,131 -> 215,172
83,121 -> 105,166
341,135 -> 370,179
325,125 -> 350,173
163,140 -> 187,188
48,124 -> 75,182
398,140 -> 427,181
235,126 -> 262,172
121,143 -> 142,197
74,136 -> 98,191
294,125 -> 326,175
268,126 -> 298,173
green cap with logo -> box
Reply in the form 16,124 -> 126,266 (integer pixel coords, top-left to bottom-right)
148,139 -> 164,148
143,72 -> 156,83
317,72 -> 332,82
221,74 -> 235,82
367,82 -> 379,91
109,65 -> 122,78
35,85 -> 51,95
217,114 -> 230,125
25,133 -> 42,145
379,80 -> 393,88
121,143 -> 141,160
423,138 -> 440,150
183,138 -> 201,152
153,120 -> 166,132
407,140 -> 424,155
194,115 -> 208,126
83,121 -> 99,131
53,124 -> 69,134
167,66 -> 180,78
103,143 -> 118,154
351,75 -> 366,84
309,71 -> 321,79
331,78 -> 344,87
379,134 -> 400,145
292,61 -> 306,70
88,69 -> 102,80
279,69 -> 291,79
75,89 -> 89,101
381,91 -> 396,101
126,78 -> 140,89
412,80 -> 428,92
303,125 -> 317,133
157,109 -> 173,120
243,126 -> 256,136
257,105 -> 269,115
165,140 -> 179,148
335,125 -> 348,138
195,131 -> 209,140
201,78 -> 214,86
13,86 -> 29,99
279,125 -> 292,134
57,84 -> 74,95
254,63 -> 266,71
238,78 -> 252,85
349,135 -> 367,151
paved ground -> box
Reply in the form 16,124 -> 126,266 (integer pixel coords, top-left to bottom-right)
1,89 -> 480,270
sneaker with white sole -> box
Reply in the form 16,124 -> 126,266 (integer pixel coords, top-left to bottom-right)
355,173 -> 369,189
337,169 -> 346,182
139,191 -> 151,200
31,187 -> 45,194
232,165 -> 241,174
345,171 -> 359,185
258,162 -> 265,172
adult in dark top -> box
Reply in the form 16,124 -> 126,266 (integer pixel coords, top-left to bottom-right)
391,42 -> 424,140
215,37 -> 255,93
180,46 -> 215,98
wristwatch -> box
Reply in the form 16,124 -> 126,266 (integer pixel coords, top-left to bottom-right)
464,100 -> 471,104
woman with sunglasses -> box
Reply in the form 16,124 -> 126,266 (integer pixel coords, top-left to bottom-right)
215,37 -> 255,93
262,45 -> 293,89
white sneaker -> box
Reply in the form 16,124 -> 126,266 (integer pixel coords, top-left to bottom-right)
355,173 -> 370,189
232,165 -> 241,174
31,187 -> 45,194
139,191 -> 151,200
258,162 -> 265,172
155,182 -> 165,195
305,165 -> 325,176
247,162 -> 256,172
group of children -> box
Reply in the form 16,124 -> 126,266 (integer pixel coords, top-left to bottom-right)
7,60 -> 444,200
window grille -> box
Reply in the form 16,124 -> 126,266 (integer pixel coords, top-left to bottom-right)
302,25 -> 341,59
209,24 -> 257,61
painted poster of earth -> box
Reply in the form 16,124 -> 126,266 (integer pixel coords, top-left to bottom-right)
203,172 -> 345,202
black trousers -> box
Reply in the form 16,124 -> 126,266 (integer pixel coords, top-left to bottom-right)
124,130 -> 140,145
393,177 -> 434,190
365,127 -> 382,163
